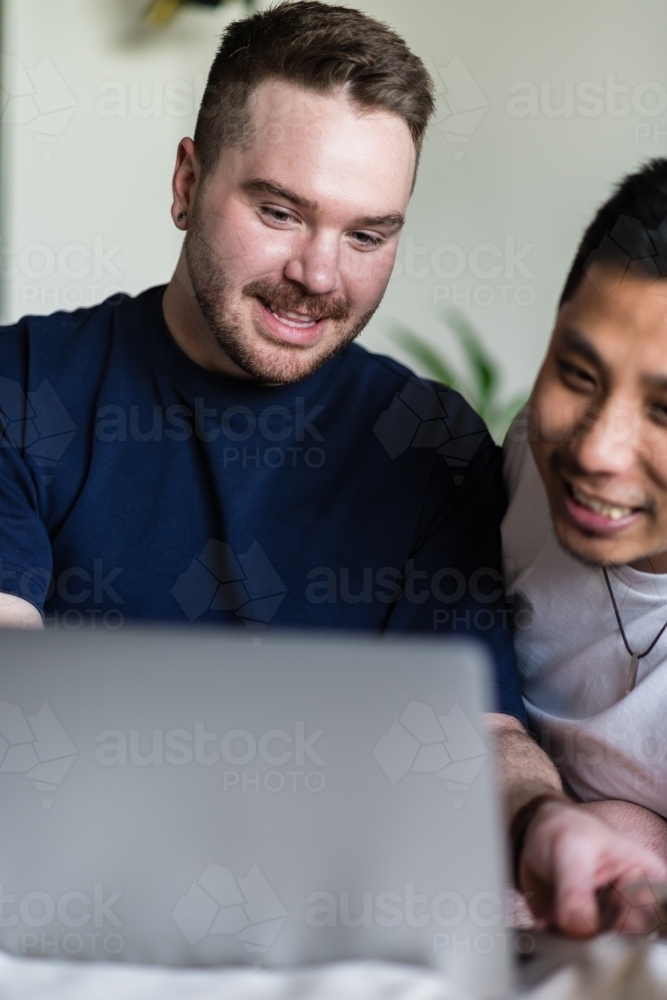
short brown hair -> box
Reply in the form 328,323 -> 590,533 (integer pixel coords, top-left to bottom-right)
193,0 -> 435,177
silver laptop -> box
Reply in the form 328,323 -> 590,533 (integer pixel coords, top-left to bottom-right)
0,627 -> 517,998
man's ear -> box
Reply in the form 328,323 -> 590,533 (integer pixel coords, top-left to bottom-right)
171,137 -> 200,230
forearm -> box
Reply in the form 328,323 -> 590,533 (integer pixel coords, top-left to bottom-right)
580,798 -> 667,864
485,716 -> 667,935
485,711 -> 565,826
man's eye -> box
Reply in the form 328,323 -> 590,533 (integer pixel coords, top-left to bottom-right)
260,206 -> 293,224
349,231 -> 383,250
647,401 -> 667,426
557,358 -> 596,388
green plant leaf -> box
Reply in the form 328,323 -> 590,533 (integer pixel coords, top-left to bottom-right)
443,308 -> 499,407
389,324 -> 464,390
387,314 -> 528,444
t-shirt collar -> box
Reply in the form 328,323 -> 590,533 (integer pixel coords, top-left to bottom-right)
611,561 -> 667,599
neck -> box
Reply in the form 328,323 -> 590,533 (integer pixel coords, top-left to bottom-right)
162,251 -> 253,380
628,551 -> 667,574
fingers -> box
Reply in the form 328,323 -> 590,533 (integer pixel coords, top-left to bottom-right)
552,833 -> 602,936
520,801 -> 667,937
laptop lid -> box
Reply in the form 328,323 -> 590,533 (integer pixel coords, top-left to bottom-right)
0,628 -> 512,998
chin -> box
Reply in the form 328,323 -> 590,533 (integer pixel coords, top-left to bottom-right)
553,519 -> 641,569
242,342 -> 328,384
242,326 -> 357,383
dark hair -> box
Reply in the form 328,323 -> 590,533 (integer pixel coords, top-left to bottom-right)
193,0 -> 435,177
560,158 -> 667,306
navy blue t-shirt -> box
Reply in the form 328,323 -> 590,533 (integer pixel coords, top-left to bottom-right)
0,285 -> 525,721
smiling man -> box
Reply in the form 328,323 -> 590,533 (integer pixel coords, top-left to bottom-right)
0,8 -> 525,694
0,2 -> 444,635
503,159 -> 667,922
1,1 -> 535,698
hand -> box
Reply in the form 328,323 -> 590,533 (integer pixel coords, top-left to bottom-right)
580,798 -> 667,864
0,593 -> 42,629
519,800 -> 667,936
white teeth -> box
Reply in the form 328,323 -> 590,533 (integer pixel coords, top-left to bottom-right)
269,307 -> 317,328
571,485 -> 633,520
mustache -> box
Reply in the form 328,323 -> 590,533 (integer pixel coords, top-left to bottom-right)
243,278 -> 350,322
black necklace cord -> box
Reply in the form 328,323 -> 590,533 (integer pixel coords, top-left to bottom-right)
603,566 -> 667,660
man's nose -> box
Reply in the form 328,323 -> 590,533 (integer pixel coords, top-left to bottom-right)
283,232 -> 341,297
572,399 -> 638,476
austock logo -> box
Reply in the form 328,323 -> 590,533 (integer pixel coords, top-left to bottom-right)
171,863 -> 287,953
172,539 -> 287,627
372,377 -> 488,481
5,883 -> 125,959
583,214 -> 667,296
0,377 -> 76,483
1,54 -> 76,160
373,700 -> 487,808
0,701 -> 77,808
425,55 -> 489,160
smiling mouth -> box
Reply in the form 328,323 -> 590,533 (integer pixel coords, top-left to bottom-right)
258,297 -> 321,329
567,482 -> 641,521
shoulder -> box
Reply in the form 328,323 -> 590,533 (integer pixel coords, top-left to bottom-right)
501,407 -> 553,570
341,343 -> 490,443
0,290 -> 129,342
0,287 -> 160,384
502,406 -> 535,499
343,342 -> 417,382
502,407 -> 546,506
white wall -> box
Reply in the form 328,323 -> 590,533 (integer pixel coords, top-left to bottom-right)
4,0 -> 667,404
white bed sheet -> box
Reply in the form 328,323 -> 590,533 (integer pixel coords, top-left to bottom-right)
0,955 -> 458,1000
2,939 -> 667,1000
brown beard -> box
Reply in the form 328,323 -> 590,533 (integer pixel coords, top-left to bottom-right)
184,207 -> 376,384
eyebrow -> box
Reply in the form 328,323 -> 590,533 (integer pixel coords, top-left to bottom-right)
241,178 -> 405,230
642,373 -> 667,392
242,179 -> 317,212
560,327 -> 667,392
354,213 -> 405,230
558,327 -> 605,369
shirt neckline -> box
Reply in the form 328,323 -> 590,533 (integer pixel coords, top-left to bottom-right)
611,562 -> 667,598
141,284 -> 345,412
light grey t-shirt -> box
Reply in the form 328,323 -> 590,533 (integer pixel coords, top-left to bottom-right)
502,422 -> 667,816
